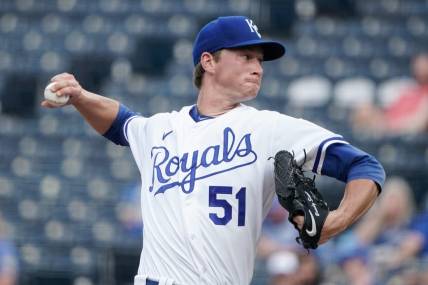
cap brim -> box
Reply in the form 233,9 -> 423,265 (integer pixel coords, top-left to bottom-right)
225,39 -> 286,61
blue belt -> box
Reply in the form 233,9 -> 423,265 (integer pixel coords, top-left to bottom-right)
146,279 -> 159,285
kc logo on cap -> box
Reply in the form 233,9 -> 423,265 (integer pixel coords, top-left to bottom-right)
245,19 -> 261,38
192,16 -> 286,66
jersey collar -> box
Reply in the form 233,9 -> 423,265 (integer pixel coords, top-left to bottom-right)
189,105 -> 215,122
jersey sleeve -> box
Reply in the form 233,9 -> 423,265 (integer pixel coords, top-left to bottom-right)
322,143 -> 385,191
271,114 -> 347,172
103,104 -> 146,146
270,113 -> 385,191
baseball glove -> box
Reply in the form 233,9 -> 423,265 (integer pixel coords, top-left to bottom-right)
273,150 -> 329,249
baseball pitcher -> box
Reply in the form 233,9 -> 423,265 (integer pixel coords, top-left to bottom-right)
42,16 -> 385,285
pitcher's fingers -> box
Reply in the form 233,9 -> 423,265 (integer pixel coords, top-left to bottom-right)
56,86 -> 80,97
49,80 -> 79,92
41,100 -> 57,108
50,73 -> 74,82
292,215 -> 304,230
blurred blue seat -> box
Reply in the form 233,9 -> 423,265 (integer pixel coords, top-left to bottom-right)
0,176 -> 15,200
91,219 -> 116,245
44,219 -> 75,244
406,16 -> 427,37
70,245 -> 95,273
18,242 -> 45,268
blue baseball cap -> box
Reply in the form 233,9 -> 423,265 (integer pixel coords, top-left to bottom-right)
192,16 -> 286,66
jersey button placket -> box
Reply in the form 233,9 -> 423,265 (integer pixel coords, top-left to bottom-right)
177,126 -> 206,278
176,153 -> 199,266
184,197 -> 197,243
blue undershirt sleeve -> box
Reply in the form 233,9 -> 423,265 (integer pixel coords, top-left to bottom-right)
102,104 -> 139,146
321,143 -> 386,193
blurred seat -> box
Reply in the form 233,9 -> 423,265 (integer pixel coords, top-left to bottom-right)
259,77 -> 283,99
38,114 -> 60,135
64,30 -> 90,53
287,75 -> 332,107
324,56 -> 348,78
109,157 -> 136,180
0,176 -> 14,199
183,0 -> 210,13
369,57 -> 394,79
61,157 -> 84,179
342,36 -> 364,58
70,246 -> 94,270
15,0 -> 36,12
92,220 -> 115,244
19,136 -> 38,157
22,29 -> 44,52
377,76 -> 416,108
82,14 -> 107,35
406,16 -> 426,37
19,242 -> 43,267
0,13 -> 19,34
141,0 -> 163,13
0,50 -> 12,71
278,57 -> 302,78
39,175 -> 63,201
168,74 -> 193,98
18,199 -> 41,221
98,0 -> 125,13
73,276 -> 95,285
44,219 -> 72,243
333,76 -> 376,108
387,35 -> 411,57
167,15 -> 196,36
124,14 -> 151,35
56,0 -> 79,12
228,0 -> 251,14
41,14 -> 69,34
87,177 -> 112,202
67,199 -> 94,224
295,36 -> 319,57
39,51 -> 66,73
107,31 -> 131,55
10,156 -> 33,178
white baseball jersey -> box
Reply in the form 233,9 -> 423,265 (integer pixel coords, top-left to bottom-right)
124,104 -> 343,285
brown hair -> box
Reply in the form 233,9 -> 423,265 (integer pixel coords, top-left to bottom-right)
193,50 -> 222,89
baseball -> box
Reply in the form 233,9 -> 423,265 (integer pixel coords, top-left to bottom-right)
44,82 -> 69,106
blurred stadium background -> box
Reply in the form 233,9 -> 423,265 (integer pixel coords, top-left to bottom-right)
0,0 -> 427,284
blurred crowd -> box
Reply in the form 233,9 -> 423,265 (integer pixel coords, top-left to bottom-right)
257,176 -> 428,285
352,52 -> 428,137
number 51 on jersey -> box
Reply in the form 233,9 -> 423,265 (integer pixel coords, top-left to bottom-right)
208,186 -> 246,226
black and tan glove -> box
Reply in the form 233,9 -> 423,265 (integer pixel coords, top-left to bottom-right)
273,150 -> 329,249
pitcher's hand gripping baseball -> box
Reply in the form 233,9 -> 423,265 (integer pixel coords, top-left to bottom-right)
41,73 -> 83,108
273,150 -> 329,249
